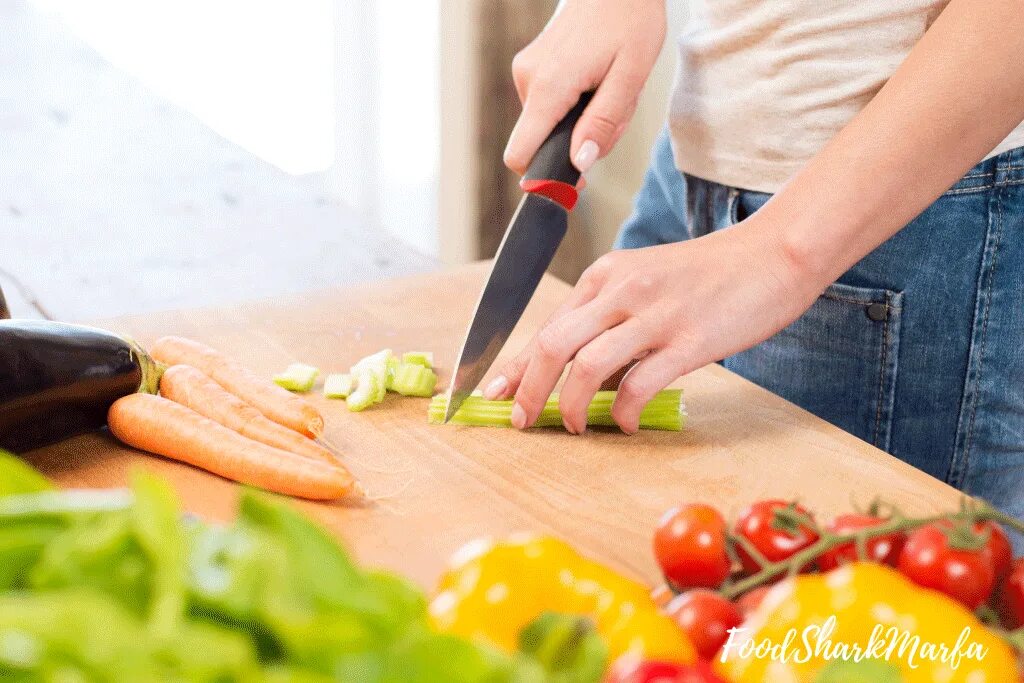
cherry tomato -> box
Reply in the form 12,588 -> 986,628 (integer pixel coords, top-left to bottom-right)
997,558 -> 1024,629
976,521 -> 1012,585
606,658 -> 727,683
733,500 -> 819,575
817,514 -> 904,571
654,504 -> 731,589
896,523 -> 996,610
735,585 -> 773,618
664,590 -> 743,660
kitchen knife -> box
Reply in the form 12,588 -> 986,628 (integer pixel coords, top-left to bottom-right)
444,91 -> 594,422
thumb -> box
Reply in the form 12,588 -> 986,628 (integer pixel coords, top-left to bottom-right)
570,59 -> 646,173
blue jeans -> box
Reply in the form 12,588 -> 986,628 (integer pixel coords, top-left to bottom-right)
618,130 -> 1024,536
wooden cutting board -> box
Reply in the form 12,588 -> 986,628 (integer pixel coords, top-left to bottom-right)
25,262 -> 960,590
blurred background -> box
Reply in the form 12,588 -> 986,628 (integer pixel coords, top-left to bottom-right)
0,0 -> 686,321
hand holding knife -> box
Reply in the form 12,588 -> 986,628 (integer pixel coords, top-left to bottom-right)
443,92 -> 595,422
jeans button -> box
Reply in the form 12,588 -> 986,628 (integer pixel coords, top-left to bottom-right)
866,302 -> 888,322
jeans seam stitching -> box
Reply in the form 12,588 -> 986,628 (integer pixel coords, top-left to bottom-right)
945,185 -> 994,195
823,293 -> 900,309
958,189 -> 1003,486
873,299 -> 890,447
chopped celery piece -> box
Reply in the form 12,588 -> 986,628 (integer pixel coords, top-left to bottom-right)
346,371 -> 382,412
428,389 -> 685,431
323,373 -> 355,399
401,352 -> 434,369
352,349 -> 393,373
272,363 -> 319,392
384,356 -> 401,391
351,349 -> 392,400
390,363 -> 438,397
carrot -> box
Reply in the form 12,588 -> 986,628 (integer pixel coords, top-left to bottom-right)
150,336 -> 323,437
108,393 -> 356,500
159,364 -> 343,467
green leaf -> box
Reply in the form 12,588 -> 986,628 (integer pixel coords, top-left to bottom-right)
815,659 -> 903,683
0,451 -> 52,496
517,613 -> 608,683
129,469 -> 186,635
27,510 -> 154,616
383,631 -> 517,683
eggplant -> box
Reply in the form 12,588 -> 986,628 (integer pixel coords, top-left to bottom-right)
0,320 -> 162,453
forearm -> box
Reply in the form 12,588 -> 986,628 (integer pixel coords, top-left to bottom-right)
762,0 -> 1024,285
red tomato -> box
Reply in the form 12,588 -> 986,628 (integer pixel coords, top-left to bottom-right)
733,500 -> 819,575
997,558 -> 1024,629
897,524 -> 996,610
735,585 -> 773,618
664,590 -> 743,660
976,521 -> 1012,585
817,514 -> 905,571
654,504 -> 731,589
605,658 -> 727,683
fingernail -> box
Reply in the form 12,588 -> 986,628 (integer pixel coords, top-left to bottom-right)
574,139 -> 599,173
483,376 -> 508,400
511,402 -> 527,429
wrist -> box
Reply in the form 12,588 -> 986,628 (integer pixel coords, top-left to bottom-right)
755,173 -> 882,291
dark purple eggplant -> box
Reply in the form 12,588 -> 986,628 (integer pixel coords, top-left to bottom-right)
0,320 -> 161,452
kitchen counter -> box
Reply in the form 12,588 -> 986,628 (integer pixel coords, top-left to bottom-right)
25,263 -> 962,589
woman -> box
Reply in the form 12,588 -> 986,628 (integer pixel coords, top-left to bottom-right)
483,0 -> 1024,527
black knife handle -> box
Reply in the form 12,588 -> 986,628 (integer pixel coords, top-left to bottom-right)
523,90 -> 595,186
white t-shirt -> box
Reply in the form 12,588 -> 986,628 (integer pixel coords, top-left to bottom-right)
669,0 -> 1024,193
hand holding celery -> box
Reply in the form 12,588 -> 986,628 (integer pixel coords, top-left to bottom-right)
430,389 -> 685,431
281,347 -> 684,431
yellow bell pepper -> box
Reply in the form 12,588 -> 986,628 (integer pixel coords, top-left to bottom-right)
716,562 -> 1017,682
429,534 -> 695,664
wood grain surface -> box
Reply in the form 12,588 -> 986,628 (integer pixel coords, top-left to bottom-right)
25,263 -> 962,590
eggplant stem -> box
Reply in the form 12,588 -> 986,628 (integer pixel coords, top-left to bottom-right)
125,338 -> 165,395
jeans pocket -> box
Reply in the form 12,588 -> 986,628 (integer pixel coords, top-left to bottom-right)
723,282 -> 903,450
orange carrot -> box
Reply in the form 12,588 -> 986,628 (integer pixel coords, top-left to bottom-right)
150,336 -> 323,437
159,364 -> 343,467
108,393 -> 356,500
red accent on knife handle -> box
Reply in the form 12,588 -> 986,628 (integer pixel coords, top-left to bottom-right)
519,178 -> 578,211
522,90 -> 594,209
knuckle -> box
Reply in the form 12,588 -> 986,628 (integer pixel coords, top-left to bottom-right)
571,352 -> 603,384
535,330 -> 564,361
584,110 -> 622,140
529,73 -> 561,97
617,376 -> 652,403
617,274 -> 655,300
511,51 -> 534,79
503,147 -> 524,172
589,253 -> 619,278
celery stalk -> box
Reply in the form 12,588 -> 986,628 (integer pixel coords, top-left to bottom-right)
323,373 -> 355,399
390,363 -> 438,397
402,351 -> 434,369
427,390 -> 685,431
272,363 -> 319,392
346,370 -> 382,411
